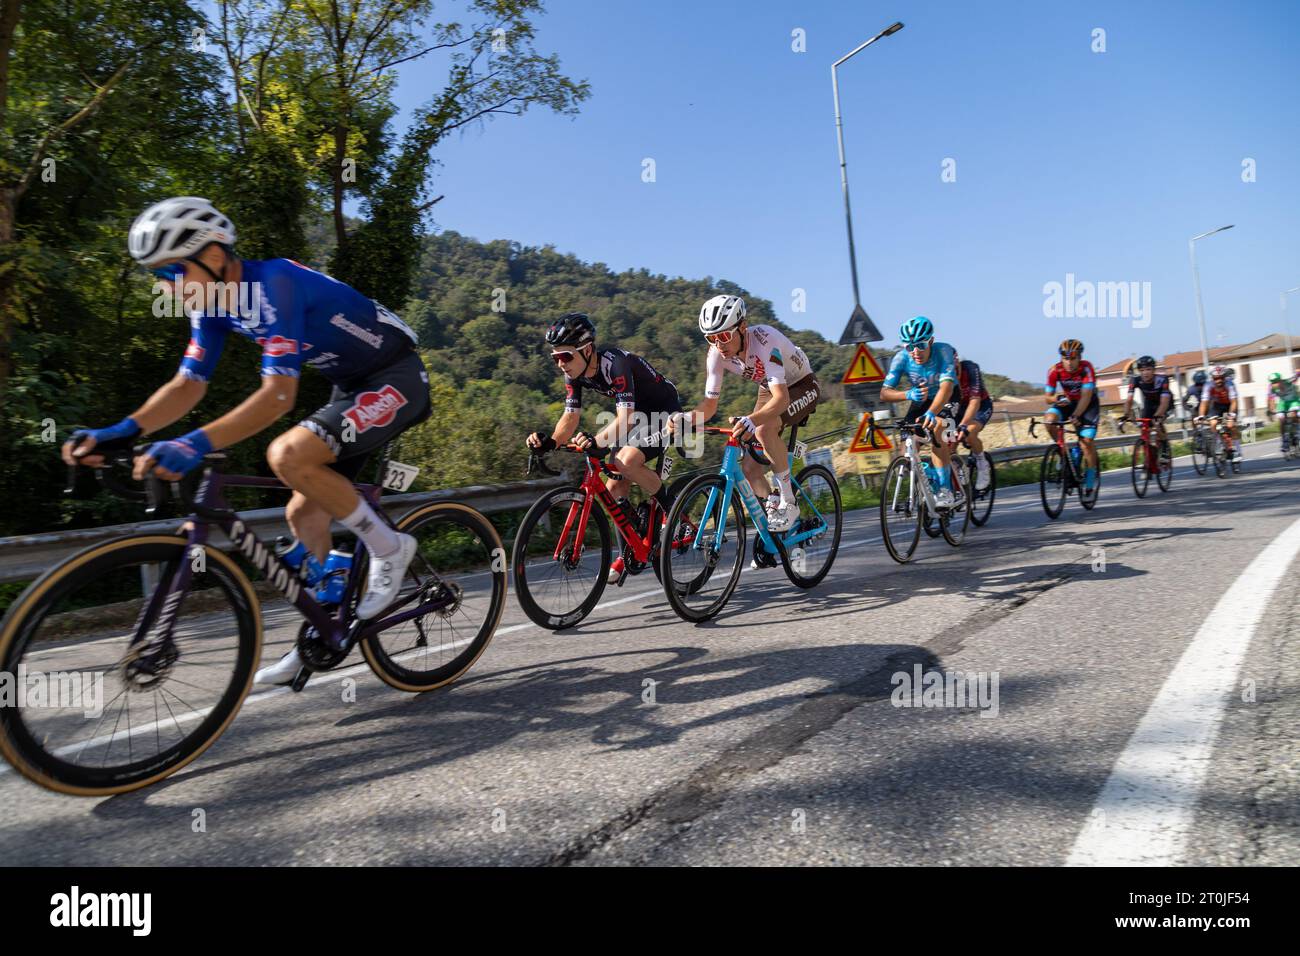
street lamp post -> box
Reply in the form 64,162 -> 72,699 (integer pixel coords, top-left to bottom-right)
1188,224 -> 1234,373
1282,286 -> 1300,371
832,21 -> 903,311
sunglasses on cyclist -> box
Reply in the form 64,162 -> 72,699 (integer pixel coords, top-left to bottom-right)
1059,349 -> 1081,359
705,329 -> 737,346
550,349 -> 579,365
906,340 -> 932,353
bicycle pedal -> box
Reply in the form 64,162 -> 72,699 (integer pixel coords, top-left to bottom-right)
290,667 -> 311,693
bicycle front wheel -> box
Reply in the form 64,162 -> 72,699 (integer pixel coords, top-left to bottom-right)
781,464 -> 842,588
1131,442 -> 1150,498
0,536 -> 260,796
1040,446 -> 1066,519
1191,430 -> 1209,475
661,473 -> 746,623
511,487 -> 611,630
1156,440 -> 1173,492
361,502 -> 507,693
941,463 -> 972,547
881,456 -> 922,563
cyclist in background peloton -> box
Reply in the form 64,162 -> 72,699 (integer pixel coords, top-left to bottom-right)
1122,355 -> 1173,458
1043,338 -> 1100,492
879,316 -> 962,508
1197,365 -> 1242,463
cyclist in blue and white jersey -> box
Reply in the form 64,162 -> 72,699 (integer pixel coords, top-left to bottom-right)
61,197 -> 432,684
879,316 -> 962,507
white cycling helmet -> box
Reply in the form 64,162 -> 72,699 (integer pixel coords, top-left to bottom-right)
128,196 -> 236,268
698,294 -> 747,336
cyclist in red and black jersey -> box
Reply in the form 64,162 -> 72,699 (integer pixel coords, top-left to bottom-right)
1197,365 -> 1242,462
526,312 -> 682,582
1122,355 -> 1173,457
1044,338 -> 1100,491
954,356 -> 995,490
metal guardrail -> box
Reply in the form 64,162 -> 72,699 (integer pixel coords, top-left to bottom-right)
0,477 -> 568,585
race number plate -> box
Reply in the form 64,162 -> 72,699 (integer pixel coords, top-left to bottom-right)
382,460 -> 420,492
793,440 -> 808,459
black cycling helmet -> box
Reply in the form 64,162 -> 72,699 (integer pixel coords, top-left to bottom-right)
545,312 -> 596,349
1135,355 -> 1157,369
1193,370 -> 1207,385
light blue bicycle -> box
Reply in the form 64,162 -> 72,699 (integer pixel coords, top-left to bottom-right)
660,421 -> 842,622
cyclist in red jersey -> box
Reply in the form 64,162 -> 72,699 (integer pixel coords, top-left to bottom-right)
1043,338 -> 1100,491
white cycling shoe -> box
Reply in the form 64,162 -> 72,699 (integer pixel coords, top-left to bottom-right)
934,488 -> 956,508
356,533 -> 418,620
255,648 -> 305,686
766,500 -> 798,532
975,459 -> 991,491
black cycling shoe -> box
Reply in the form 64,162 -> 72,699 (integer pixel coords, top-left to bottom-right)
750,540 -> 777,570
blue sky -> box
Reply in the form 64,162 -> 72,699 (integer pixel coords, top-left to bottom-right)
386,0 -> 1299,382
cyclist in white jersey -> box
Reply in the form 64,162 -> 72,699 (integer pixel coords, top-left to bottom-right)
670,294 -> 821,533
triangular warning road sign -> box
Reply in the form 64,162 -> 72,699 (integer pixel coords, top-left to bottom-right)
842,342 -> 886,384
837,303 -> 883,345
849,413 -> 893,453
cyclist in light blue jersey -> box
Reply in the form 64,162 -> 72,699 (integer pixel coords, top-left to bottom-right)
880,316 -> 962,507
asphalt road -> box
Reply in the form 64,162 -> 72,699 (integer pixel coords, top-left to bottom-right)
2,438 -> 1297,866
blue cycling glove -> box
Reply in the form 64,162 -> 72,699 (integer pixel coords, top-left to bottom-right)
145,429 -> 213,476
69,417 -> 140,455
906,386 -> 926,402
920,410 -> 938,427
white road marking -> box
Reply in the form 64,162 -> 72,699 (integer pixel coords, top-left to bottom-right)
1067,512 -> 1300,866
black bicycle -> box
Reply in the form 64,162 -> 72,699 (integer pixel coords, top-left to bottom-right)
0,444 -> 506,795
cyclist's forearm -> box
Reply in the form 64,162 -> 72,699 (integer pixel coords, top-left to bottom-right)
686,398 -> 719,426
929,380 -> 954,411
198,379 -> 299,450
552,411 -> 580,445
129,375 -> 207,435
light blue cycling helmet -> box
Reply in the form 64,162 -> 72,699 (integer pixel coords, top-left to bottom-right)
899,316 -> 934,347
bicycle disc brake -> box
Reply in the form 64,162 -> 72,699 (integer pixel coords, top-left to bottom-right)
120,637 -> 180,690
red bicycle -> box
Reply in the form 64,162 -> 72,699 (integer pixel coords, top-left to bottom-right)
1028,414 -> 1100,518
1120,416 -> 1172,497
511,441 -> 693,630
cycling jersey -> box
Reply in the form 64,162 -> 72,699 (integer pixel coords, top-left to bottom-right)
1270,379 -> 1299,402
704,324 -> 812,398
1183,383 -> 1205,412
179,259 -> 418,385
956,359 -> 989,405
1202,381 -> 1238,407
1128,373 -> 1171,401
563,346 -> 679,411
883,341 -> 958,392
1045,360 -> 1097,403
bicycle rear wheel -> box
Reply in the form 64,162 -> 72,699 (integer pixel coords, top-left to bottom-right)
881,457 -> 922,563
361,502 -> 506,692
511,487 -> 611,630
0,536 -> 259,796
1039,446 -> 1066,519
661,473 -> 746,623
1131,442 -> 1150,497
780,464 -> 842,588
968,452 -> 996,526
